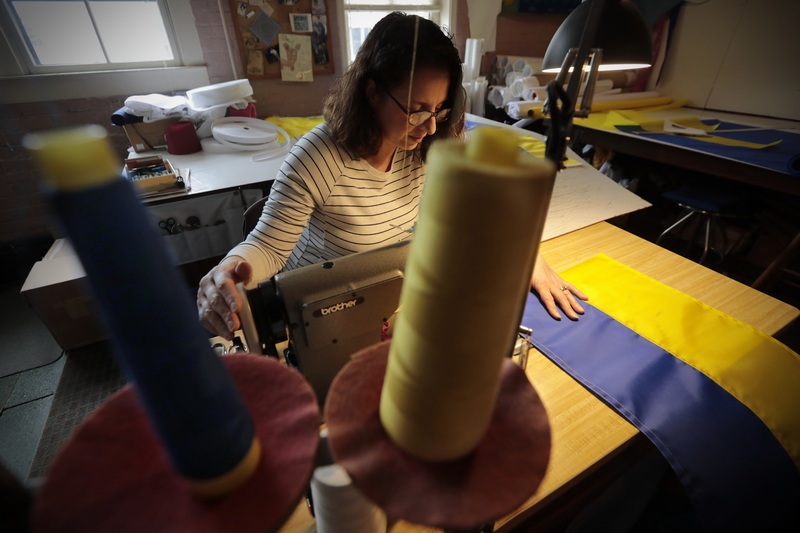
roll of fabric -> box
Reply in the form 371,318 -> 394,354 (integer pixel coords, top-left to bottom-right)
187,79 -> 254,110
111,107 -> 143,126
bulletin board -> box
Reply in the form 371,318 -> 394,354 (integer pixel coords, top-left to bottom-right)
228,0 -> 334,81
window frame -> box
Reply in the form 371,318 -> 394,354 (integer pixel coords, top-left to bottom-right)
0,0 -> 208,104
338,1 -> 455,67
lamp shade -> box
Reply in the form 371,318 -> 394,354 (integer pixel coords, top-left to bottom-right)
542,0 -> 652,72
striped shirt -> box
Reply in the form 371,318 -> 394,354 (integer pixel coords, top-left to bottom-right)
227,123 -> 425,284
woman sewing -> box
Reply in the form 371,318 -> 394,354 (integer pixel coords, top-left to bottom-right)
197,12 -> 587,340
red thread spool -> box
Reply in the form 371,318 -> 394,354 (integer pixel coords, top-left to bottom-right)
227,102 -> 257,118
165,122 -> 201,155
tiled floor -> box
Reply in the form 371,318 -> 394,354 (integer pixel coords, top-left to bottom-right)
0,354 -> 65,483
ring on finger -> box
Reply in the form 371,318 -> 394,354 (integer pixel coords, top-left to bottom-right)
560,286 -> 569,292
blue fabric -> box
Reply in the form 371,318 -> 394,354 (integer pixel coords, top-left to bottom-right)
521,292 -> 800,531
616,120 -> 800,177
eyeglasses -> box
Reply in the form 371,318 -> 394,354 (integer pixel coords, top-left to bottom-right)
381,87 -> 451,126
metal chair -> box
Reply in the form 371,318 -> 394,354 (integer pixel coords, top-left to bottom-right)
242,196 -> 268,238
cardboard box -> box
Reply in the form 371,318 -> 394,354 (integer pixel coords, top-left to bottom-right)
21,240 -> 108,351
123,117 -> 180,152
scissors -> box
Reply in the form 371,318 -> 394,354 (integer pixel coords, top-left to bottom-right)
158,217 -> 182,235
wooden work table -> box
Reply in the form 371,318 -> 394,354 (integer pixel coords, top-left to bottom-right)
278,221 -> 799,533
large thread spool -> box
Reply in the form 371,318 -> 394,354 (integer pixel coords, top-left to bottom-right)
379,126 -> 556,461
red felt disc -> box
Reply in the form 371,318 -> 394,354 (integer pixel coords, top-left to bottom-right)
33,354 -> 320,533
325,341 -> 551,530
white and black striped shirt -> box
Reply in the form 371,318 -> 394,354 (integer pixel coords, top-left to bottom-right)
228,123 -> 425,283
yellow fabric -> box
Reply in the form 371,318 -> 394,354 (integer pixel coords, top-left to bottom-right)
264,115 -> 324,141
561,254 -> 800,469
263,116 -> 577,164
528,96 -> 680,119
517,135 -> 579,166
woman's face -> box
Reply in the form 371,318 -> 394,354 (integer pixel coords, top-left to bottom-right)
371,68 -> 451,152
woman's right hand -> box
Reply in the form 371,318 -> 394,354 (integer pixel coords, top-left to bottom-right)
197,259 -> 254,340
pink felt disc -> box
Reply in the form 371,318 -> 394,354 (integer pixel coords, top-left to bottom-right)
33,354 -> 320,533
325,341 -> 551,530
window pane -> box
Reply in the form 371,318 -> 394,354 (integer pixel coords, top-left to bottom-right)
346,10 -> 434,63
11,1 -> 105,65
90,1 -> 173,62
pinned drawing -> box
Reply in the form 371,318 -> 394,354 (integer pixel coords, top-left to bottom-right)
279,33 -> 313,82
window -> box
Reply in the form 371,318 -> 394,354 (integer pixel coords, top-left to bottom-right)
0,0 -> 207,103
1,0 -> 186,73
341,1 -> 453,65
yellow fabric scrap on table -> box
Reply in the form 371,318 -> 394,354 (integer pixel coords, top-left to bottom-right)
265,117 -> 580,167
561,254 -> 800,469
264,115 -> 324,142
517,135 -> 579,166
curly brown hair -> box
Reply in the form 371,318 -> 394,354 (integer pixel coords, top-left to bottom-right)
323,12 -> 465,160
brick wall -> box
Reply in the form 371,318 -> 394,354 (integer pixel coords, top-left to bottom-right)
0,98 -> 132,246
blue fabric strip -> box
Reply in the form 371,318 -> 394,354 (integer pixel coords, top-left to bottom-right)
521,293 -> 800,531
616,120 -> 800,176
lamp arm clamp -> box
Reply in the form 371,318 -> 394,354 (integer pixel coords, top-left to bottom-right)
543,0 -> 608,170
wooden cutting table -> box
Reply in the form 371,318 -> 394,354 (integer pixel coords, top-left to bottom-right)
278,221 -> 799,533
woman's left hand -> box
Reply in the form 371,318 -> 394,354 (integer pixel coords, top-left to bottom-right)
530,254 -> 588,320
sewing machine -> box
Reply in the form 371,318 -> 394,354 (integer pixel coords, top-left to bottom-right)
235,239 -> 532,409
237,241 -> 409,407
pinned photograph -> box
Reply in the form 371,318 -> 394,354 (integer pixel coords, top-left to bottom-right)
311,16 -> 328,65
246,49 -> 264,76
289,13 -> 312,33
265,45 -> 281,63
311,0 -> 326,16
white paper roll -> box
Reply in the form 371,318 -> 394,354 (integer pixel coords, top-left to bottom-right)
497,56 -> 544,75
464,38 -> 484,82
487,86 -> 516,109
505,100 -> 540,120
310,464 -> 386,533
519,87 -> 547,102
505,70 -> 525,88
587,79 -> 615,95
473,77 -> 488,117
509,76 -> 541,98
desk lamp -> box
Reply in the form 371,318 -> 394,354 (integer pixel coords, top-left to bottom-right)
541,0 -> 652,168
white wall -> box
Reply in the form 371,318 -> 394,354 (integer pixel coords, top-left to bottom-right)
657,0 -> 800,120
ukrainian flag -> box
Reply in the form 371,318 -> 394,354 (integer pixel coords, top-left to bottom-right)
521,254 -> 800,530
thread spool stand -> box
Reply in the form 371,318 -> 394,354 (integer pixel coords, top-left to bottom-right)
325,341 -> 551,532
34,354 -> 321,533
